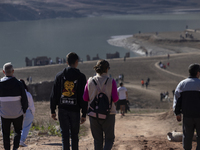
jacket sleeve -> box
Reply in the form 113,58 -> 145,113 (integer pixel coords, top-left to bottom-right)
83,80 -> 89,102
173,83 -> 182,116
28,92 -> 35,115
50,75 -> 60,114
79,74 -> 88,118
20,83 -> 28,114
112,79 -> 119,102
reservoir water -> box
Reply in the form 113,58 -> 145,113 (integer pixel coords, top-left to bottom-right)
0,13 -> 200,68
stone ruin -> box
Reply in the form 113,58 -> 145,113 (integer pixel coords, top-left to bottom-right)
92,54 -> 100,60
25,56 -> 65,66
86,55 -> 91,61
106,51 -> 120,59
86,51 -> 129,61
33,56 -> 51,66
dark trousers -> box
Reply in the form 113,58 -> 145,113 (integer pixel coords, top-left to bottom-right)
1,115 -> 23,150
58,109 -> 80,150
89,114 -> 115,150
183,117 -> 200,150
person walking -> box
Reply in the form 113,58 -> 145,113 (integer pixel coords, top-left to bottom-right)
19,79 -> 35,147
117,82 -> 128,116
50,52 -> 88,150
0,62 -> 28,150
83,59 -> 118,150
173,63 -> 200,150
141,79 -> 144,87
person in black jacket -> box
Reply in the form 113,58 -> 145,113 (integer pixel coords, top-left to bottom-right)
173,63 -> 200,150
50,52 -> 88,150
0,62 -> 28,150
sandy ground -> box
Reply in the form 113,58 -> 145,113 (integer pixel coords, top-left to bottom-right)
0,30 -> 200,149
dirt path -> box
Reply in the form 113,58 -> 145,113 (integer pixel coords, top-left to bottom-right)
9,111 -> 194,150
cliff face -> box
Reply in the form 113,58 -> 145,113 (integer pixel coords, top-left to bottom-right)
0,0 -> 200,22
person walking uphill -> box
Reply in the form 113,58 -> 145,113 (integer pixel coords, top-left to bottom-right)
173,63 -> 200,150
0,62 -> 28,150
83,60 -> 118,150
50,52 -> 88,150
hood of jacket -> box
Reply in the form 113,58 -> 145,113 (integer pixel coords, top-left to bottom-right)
63,67 -> 81,81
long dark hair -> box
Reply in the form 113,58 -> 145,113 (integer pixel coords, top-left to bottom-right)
20,79 -> 29,92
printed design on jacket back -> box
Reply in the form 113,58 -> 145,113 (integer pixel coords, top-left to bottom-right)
60,76 -> 78,105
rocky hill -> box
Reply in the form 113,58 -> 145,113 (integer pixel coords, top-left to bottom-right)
0,0 -> 200,21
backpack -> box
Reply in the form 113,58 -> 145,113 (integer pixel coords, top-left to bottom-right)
88,77 -> 112,119
60,75 -> 78,106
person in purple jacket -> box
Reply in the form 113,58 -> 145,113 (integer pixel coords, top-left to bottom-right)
83,59 -> 118,150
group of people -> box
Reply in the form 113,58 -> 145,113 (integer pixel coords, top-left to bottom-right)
2,52 -> 200,150
141,77 -> 150,89
0,62 -> 35,150
160,91 -> 169,101
50,52 -> 123,150
49,52 -> 200,150
0,52 -> 129,150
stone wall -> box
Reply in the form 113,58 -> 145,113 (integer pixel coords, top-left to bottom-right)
28,81 -> 54,101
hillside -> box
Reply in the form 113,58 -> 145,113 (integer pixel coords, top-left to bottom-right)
0,0 -> 200,21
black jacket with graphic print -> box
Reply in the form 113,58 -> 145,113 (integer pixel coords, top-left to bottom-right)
50,67 -> 88,117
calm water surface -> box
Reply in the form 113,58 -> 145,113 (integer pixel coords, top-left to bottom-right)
0,13 -> 200,67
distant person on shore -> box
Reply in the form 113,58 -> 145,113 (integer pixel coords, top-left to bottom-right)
29,76 -> 32,83
167,62 -> 170,67
141,79 -> 144,87
83,59 -> 118,150
117,82 -> 128,116
149,51 -> 152,56
0,62 -> 28,150
172,89 -> 175,96
146,51 -> 148,56
145,81 -> 149,89
27,76 -> 32,84
160,92 -> 164,101
168,54 -> 170,59
124,56 -> 126,62
163,64 -> 166,69
19,79 -> 35,147
50,52 -> 88,150
173,63 -> 200,150
147,77 -> 150,85
159,63 -> 163,68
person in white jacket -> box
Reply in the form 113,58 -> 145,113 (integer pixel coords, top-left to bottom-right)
19,79 -> 35,147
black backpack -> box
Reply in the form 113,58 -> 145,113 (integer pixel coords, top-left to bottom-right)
88,77 -> 112,119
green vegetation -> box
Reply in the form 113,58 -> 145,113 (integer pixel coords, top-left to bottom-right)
29,119 -> 88,137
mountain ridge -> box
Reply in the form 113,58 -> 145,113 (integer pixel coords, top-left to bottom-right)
0,0 -> 200,21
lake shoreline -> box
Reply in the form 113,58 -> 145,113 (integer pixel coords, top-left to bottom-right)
108,29 -> 200,57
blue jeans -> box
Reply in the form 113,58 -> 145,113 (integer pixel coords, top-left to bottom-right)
58,109 -> 80,150
20,109 -> 34,142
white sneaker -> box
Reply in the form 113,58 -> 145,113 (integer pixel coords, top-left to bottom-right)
19,141 -> 28,147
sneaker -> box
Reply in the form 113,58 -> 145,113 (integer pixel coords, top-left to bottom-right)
19,141 -> 28,147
